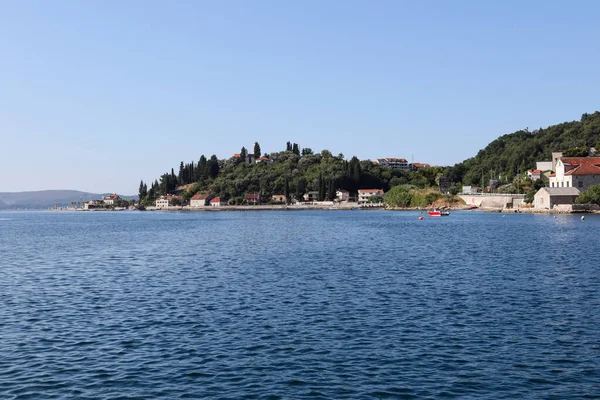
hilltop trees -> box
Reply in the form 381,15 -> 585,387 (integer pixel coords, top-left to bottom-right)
137,143 -> 454,206
444,111 -> 600,186
254,142 -> 261,158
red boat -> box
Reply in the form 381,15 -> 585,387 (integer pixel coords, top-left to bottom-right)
428,209 -> 450,217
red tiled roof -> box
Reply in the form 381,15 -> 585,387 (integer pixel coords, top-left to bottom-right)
191,193 -> 210,200
257,156 -> 270,161
528,169 -> 542,174
562,157 -> 600,176
562,156 -> 600,165
244,193 -> 260,200
210,197 -> 221,203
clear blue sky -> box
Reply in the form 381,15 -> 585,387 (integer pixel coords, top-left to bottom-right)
1,1 -> 599,194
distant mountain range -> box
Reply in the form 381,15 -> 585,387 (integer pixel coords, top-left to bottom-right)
0,190 -> 137,210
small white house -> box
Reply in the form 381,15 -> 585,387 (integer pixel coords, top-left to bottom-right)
156,196 -> 170,208
336,189 -> 350,201
534,187 -> 580,210
84,200 -> 103,210
303,191 -> 319,202
210,197 -> 224,207
358,189 -> 384,204
190,193 -> 211,207
102,193 -> 120,205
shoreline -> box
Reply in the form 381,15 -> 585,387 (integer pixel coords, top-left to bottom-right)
44,204 -> 599,214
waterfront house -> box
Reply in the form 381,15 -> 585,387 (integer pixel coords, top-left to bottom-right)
156,195 -> 170,208
190,193 -> 211,207
548,156 -> 600,190
336,189 -> 350,201
358,189 -> 384,204
272,194 -> 286,203
244,193 -> 260,205
210,197 -> 224,207
84,200 -> 103,210
534,187 -> 580,210
303,191 -> 319,202
102,193 -> 120,205
156,194 -> 181,208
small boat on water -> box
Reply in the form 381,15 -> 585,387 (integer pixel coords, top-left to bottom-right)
428,209 -> 450,217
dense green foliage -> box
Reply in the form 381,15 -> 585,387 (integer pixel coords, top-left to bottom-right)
445,112 -> 600,186
576,184 -> 600,205
523,179 -> 546,204
383,185 -> 460,208
138,142 -> 446,205
138,111 -> 600,206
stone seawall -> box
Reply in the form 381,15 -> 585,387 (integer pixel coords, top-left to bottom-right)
458,194 -> 524,209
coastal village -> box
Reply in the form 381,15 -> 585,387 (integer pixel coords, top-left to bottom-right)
146,153 -> 429,210
79,147 -> 600,214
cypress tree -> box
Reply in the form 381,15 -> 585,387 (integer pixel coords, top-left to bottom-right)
284,177 -> 290,204
139,180 -> 145,200
318,173 -> 325,201
254,142 -> 261,158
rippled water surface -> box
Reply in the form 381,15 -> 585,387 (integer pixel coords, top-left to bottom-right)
1,210 -> 599,399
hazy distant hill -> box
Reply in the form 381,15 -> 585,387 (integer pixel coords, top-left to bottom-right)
0,190 -> 137,210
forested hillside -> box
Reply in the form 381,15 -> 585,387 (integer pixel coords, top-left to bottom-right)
138,142 -> 445,205
137,111 -> 600,205
446,111 -> 600,186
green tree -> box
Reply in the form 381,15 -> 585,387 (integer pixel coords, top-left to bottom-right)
208,155 -> 220,179
576,184 -> 600,205
383,185 -> 414,207
253,142 -> 261,158
138,180 -> 147,200
292,143 -> 300,155
524,178 -> 545,203
284,176 -> 290,204
196,155 -> 207,181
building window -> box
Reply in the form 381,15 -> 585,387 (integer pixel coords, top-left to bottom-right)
561,182 -> 563,187
579,181 -> 584,188
566,181 -> 569,187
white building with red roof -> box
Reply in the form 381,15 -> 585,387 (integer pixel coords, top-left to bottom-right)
102,193 -> 120,205
410,162 -> 431,170
549,157 -> 600,190
156,194 -> 182,208
190,193 -> 211,207
210,197 -> 224,207
358,189 -> 384,204
255,156 -> 273,164
527,169 -> 543,181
